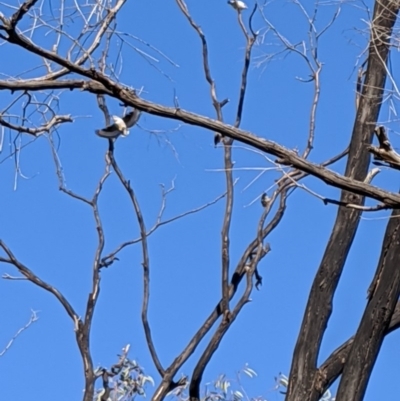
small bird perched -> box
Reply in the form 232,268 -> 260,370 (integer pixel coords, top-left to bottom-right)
95,108 -> 141,139
227,0 -> 248,11
261,193 -> 270,207
214,133 -> 223,146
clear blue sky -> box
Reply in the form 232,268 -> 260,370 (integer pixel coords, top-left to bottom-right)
0,0 -> 399,400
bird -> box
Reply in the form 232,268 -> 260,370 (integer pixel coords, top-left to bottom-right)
95,109 -> 141,139
261,193 -> 270,207
227,0 -> 248,11
214,133 -> 223,146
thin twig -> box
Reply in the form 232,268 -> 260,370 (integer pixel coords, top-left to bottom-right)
0,310 -> 38,357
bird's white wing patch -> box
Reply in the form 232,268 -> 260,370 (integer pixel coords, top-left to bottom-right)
95,113 -> 135,139
228,0 -> 247,10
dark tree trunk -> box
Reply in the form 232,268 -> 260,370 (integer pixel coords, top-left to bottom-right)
286,1 -> 400,400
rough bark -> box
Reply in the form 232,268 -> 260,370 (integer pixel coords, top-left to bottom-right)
286,1 -> 400,400
335,205 -> 400,401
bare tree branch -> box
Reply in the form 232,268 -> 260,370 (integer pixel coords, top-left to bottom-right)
188,5 -> 260,397
109,147 -> 165,377
316,301 -> 400,396
152,186 -> 290,401
100,188 -> 227,269
175,0 -> 233,318
95,93 -> 164,378
0,241 -> 79,322
3,78 -> 400,207
0,310 -> 38,357
9,0 -> 38,28
0,114 -> 72,136
367,125 -> 400,170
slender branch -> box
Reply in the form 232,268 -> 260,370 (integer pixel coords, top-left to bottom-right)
152,188 -> 289,401
234,9 -> 257,128
100,189 -> 227,268
0,310 -> 38,357
0,114 -> 72,136
0,241 -> 79,322
175,0 -> 232,317
219,5 -> 258,321
37,0 -> 127,81
95,93 -> 164,376
47,121 -> 111,401
79,161 -> 111,372
189,198 -> 272,401
108,138 -> 164,377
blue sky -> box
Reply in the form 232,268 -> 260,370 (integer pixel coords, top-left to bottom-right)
0,0 -> 399,400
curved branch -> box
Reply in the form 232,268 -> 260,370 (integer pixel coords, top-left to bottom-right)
0,241 -> 79,322
152,189 -> 289,401
316,302 -> 400,394
189,192 -> 272,401
0,310 -> 38,357
108,146 -> 164,377
175,0 -> 234,317
0,114 -> 72,136
3,78 -> 400,207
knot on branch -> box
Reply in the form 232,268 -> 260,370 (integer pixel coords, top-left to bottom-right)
367,126 -> 400,170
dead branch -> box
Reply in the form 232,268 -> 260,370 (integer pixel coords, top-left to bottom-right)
100,187 -> 227,269
234,5 -> 257,128
151,186 -> 289,401
315,301 -> 400,395
109,148 -> 164,377
191,196 -> 274,400
0,114 -> 73,136
47,119 -> 113,401
0,310 -> 38,357
3,77 -> 400,208
0,241 -> 79,322
175,0 -> 227,146
367,125 -> 400,170
175,0 -> 232,318
96,94 -> 164,378
259,2 -> 340,159
219,2 -> 258,322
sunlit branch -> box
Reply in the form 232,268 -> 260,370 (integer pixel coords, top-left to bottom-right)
0,310 -> 38,357
2,78 -> 400,207
0,114 -> 72,136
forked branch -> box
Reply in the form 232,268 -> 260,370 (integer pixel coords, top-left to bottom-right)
286,0 -> 400,400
